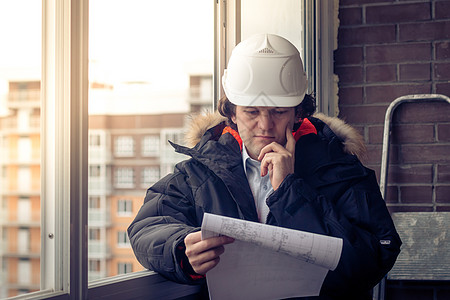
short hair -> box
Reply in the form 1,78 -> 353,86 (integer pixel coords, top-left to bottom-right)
217,93 -> 316,129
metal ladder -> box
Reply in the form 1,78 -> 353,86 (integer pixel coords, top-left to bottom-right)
373,94 -> 450,300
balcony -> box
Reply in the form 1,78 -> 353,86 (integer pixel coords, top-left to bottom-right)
89,209 -> 111,227
89,147 -> 112,164
88,240 -> 111,259
88,178 -> 112,195
7,90 -> 40,109
0,115 -> 40,133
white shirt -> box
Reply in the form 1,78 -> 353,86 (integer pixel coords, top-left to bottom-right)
242,144 -> 273,223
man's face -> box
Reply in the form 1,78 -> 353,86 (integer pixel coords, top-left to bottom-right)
232,106 -> 297,160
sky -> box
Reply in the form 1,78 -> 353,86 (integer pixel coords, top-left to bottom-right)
0,0 -> 214,115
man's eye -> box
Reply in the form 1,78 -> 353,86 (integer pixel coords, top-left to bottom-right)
245,110 -> 259,115
274,110 -> 288,115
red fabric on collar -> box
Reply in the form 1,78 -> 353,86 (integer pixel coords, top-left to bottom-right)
293,118 -> 317,141
221,118 -> 317,148
222,126 -> 243,150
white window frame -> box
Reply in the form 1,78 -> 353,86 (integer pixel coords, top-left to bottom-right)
114,136 -> 135,157
19,1 -> 325,299
141,166 -> 160,188
117,231 -> 130,248
117,262 -> 133,275
141,135 -> 160,157
117,199 -> 132,216
114,167 -> 135,189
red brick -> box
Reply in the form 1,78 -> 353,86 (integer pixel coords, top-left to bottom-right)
364,144 -> 382,165
385,186 -> 399,203
437,206 -> 450,212
400,186 -> 433,203
338,25 -> 396,46
387,164 -> 433,184
366,84 -> 431,104
401,144 -> 450,163
387,205 -> 433,213
339,7 -> 362,26
437,164 -> 450,183
436,41 -> 450,60
338,87 -> 364,105
366,64 -> 397,83
365,144 -> 400,165
436,82 -> 450,96
436,186 -> 450,203
399,63 -> 431,81
335,66 -> 364,84
435,62 -> 450,80
399,20 -> 450,42
334,46 -> 363,65
366,43 -> 432,63
368,125 -> 384,144
390,124 -> 435,144
393,101 -> 450,123
366,3 -> 431,24
435,1 -> 450,19
338,104 -> 387,124
437,124 -> 450,142
340,0 -> 394,6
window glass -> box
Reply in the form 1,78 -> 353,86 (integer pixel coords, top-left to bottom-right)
241,0 -> 304,60
117,199 -> 132,216
88,0 -> 213,281
0,1 -> 42,298
114,136 -> 135,157
141,135 -> 160,157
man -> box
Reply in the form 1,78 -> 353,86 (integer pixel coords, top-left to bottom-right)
128,34 -> 401,299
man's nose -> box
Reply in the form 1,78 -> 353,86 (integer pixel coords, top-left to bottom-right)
258,113 -> 274,130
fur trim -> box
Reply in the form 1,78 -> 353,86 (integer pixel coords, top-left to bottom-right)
184,112 -> 226,147
313,113 -> 367,161
184,112 -> 367,161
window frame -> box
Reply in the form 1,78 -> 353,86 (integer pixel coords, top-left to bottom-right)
13,0 -> 330,299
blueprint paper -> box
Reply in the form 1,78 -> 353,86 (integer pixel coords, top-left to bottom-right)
201,213 -> 343,300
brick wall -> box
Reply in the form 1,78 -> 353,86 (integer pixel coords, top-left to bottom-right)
335,0 -> 450,299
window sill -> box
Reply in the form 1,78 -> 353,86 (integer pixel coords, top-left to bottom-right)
8,271 -> 201,300
88,271 -> 202,300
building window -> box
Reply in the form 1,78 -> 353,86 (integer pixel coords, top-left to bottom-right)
89,165 -> 101,177
114,167 -> 135,188
117,199 -> 132,216
18,258 -> 31,285
114,136 -> 134,157
118,262 -> 133,275
141,135 -> 160,157
141,167 -> 160,188
89,196 -> 101,209
89,133 -> 101,147
89,228 -> 101,241
89,259 -> 101,272
117,231 -> 130,247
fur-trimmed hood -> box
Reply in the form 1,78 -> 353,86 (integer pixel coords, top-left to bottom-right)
184,112 -> 367,161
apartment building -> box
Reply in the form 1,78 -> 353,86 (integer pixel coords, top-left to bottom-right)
0,75 -> 212,297
0,81 -> 41,297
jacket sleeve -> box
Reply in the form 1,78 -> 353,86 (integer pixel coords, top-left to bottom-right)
127,167 -> 204,284
266,168 -> 401,298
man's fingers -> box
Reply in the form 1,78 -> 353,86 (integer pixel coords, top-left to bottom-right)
285,126 -> 296,155
184,233 -> 234,274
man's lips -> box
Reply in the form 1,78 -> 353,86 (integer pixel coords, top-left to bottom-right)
254,135 -> 275,140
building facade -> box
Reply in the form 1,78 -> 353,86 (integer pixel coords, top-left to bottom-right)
0,74 -> 212,297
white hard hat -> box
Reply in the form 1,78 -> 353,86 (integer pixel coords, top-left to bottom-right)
222,33 -> 308,107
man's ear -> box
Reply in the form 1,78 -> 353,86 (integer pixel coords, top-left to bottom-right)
231,115 -> 237,124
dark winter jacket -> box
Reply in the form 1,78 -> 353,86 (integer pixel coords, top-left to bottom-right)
128,112 -> 401,299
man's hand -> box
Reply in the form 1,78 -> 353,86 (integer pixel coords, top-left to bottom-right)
184,231 -> 234,275
258,126 -> 296,190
